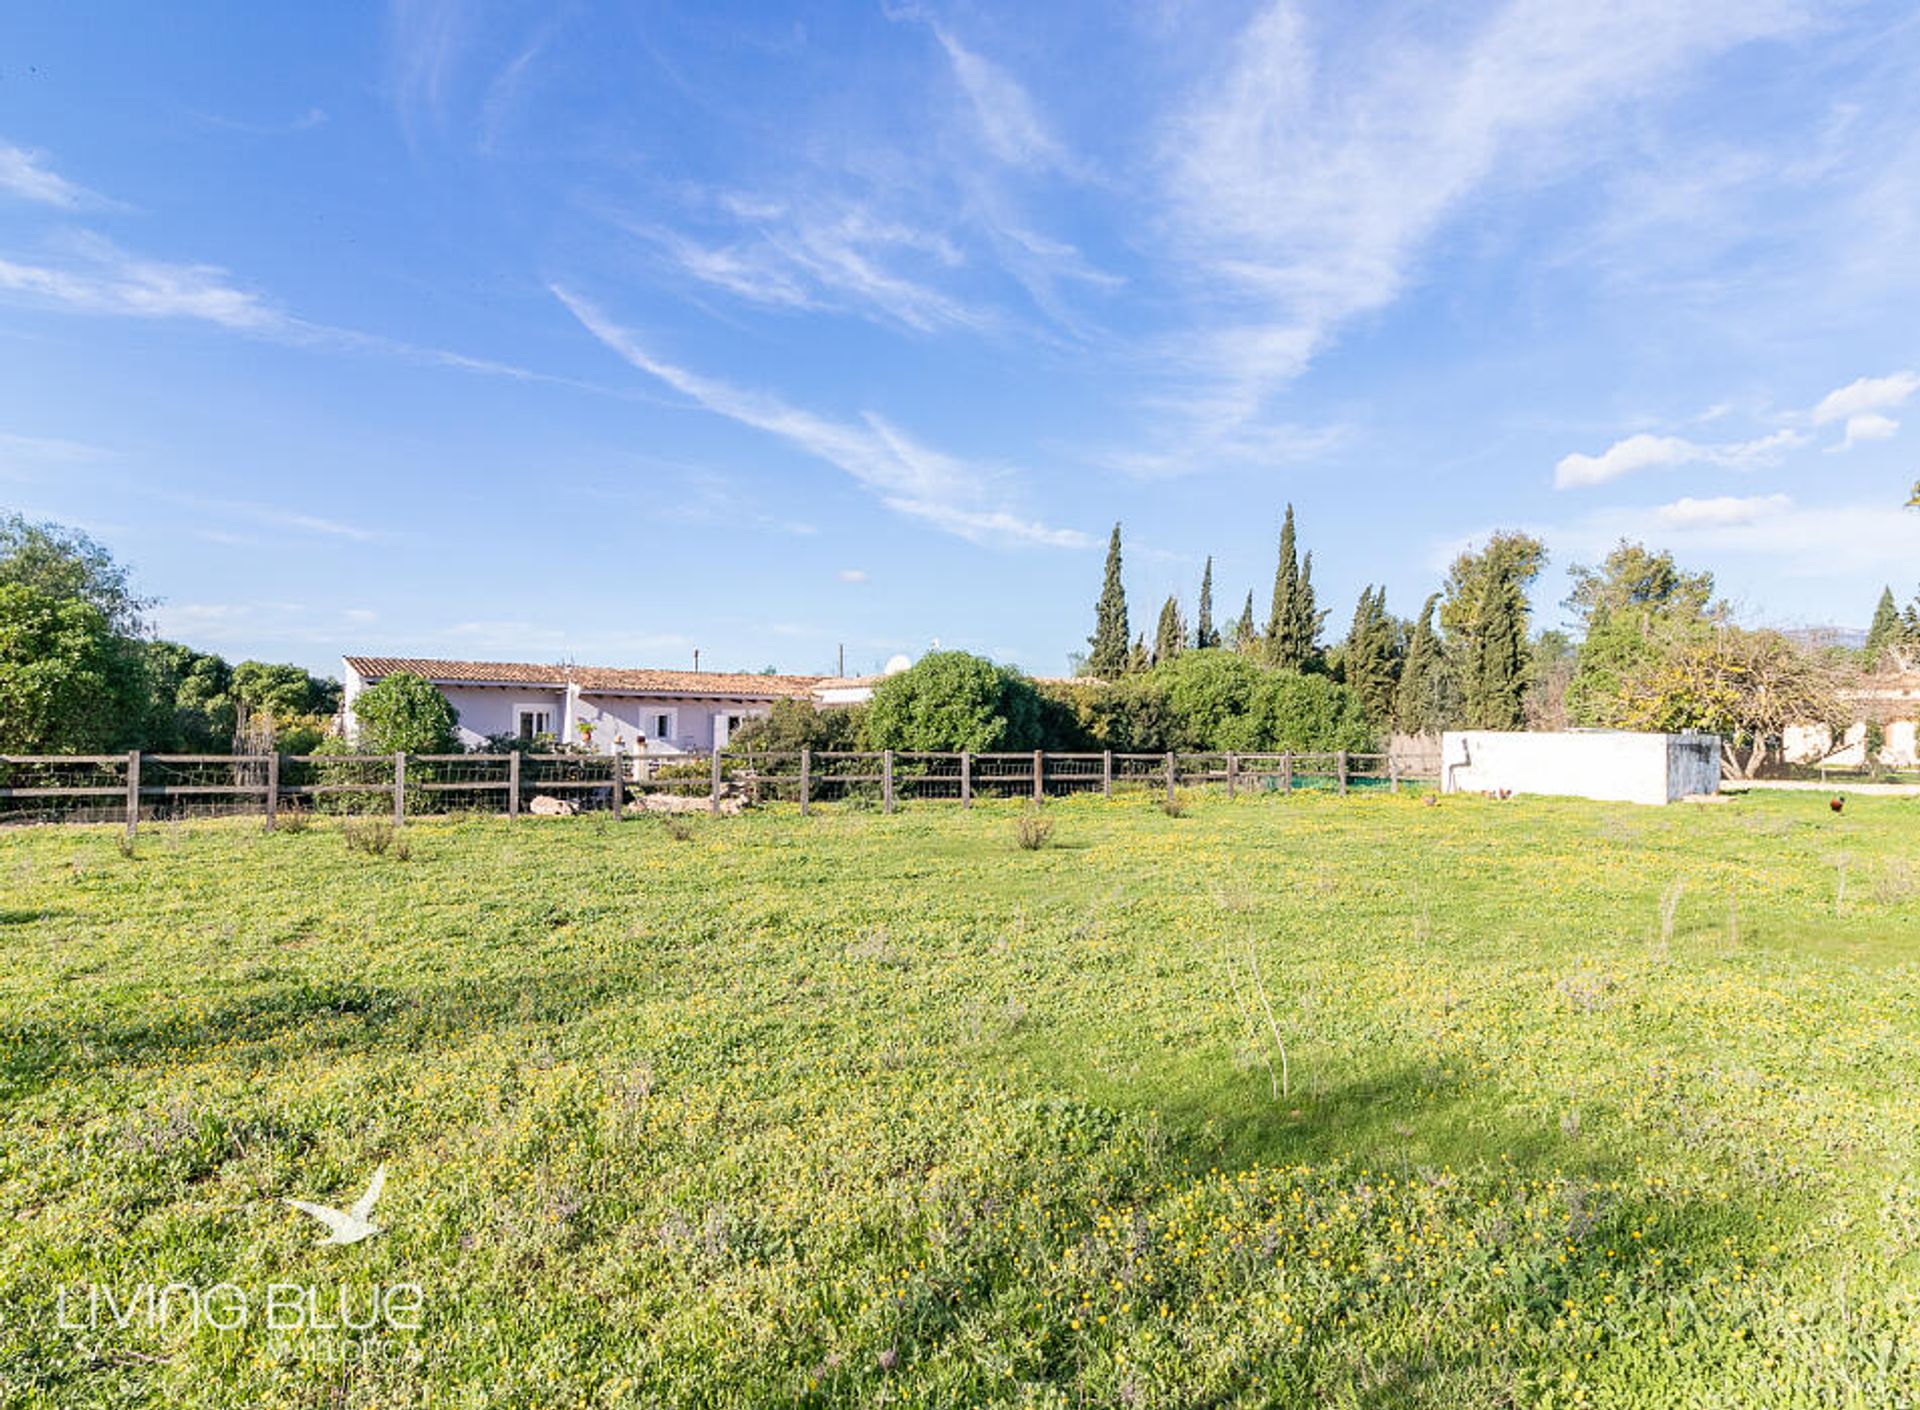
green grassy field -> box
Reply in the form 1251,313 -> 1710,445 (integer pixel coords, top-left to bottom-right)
3,789 -> 1919,1407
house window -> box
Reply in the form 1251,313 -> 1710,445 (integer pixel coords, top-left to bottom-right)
515,706 -> 553,741
653,713 -> 673,740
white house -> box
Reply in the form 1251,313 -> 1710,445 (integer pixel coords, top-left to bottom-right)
342,656 -> 875,754
1784,672 -> 1920,768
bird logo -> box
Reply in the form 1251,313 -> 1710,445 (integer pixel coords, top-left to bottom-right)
285,1164 -> 387,1246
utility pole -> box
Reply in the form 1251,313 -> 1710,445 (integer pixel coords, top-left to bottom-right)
693,648 -> 701,672
837,643 -> 845,677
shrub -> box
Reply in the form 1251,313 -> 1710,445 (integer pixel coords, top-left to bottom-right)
1014,807 -> 1054,850
728,699 -> 868,753
342,817 -> 408,859
1233,671 -> 1377,753
352,672 -> 460,755
866,651 -> 1043,752
1155,649 -> 1265,751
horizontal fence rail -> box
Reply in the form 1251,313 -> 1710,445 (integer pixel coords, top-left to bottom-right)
0,748 -> 1440,831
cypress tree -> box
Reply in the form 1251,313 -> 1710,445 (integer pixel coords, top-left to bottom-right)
1293,550 -> 1326,669
1233,590 -> 1256,652
1343,586 -> 1398,726
1264,506 -> 1301,666
1128,632 -> 1151,675
1154,596 -> 1186,665
1194,557 -> 1218,649
1865,586 -> 1902,668
1395,593 -> 1446,734
1085,523 -> 1130,680
1465,564 -> 1531,729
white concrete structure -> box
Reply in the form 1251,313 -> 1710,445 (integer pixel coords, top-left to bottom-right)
1441,730 -> 1720,806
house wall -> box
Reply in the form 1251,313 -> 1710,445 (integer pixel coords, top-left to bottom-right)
1786,720 -> 1920,768
343,670 -> 780,753
572,694 -> 771,754
437,685 -> 567,749
1441,730 -> 1717,805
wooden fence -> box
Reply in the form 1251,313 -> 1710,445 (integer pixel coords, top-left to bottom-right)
0,748 -> 1436,834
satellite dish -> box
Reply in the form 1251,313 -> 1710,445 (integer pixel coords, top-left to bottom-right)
883,654 -> 912,675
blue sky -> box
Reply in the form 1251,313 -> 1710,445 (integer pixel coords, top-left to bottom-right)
2,2 -> 1917,678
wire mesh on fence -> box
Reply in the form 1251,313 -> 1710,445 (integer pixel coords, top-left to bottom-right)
2,746 -> 1437,828
0,755 -> 129,825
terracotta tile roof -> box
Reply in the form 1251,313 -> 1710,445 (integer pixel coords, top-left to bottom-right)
343,656 -> 835,699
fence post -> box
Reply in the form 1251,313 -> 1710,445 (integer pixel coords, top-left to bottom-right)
1282,752 -> 1293,794
1102,749 -> 1112,799
799,748 -> 811,816
125,750 -> 140,840
610,748 -> 624,820
508,750 -> 521,820
1032,749 -> 1044,804
883,750 -> 895,814
1389,757 -> 1400,794
393,752 -> 406,825
1165,751 -> 1176,808
265,751 -> 279,829
1226,751 -> 1237,799
710,750 -> 722,815
960,750 -> 971,809
1337,750 -> 1349,796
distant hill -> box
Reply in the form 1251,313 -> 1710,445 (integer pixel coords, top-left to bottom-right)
1785,625 -> 1867,651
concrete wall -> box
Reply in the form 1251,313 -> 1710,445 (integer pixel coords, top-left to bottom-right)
1441,730 -> 1719,805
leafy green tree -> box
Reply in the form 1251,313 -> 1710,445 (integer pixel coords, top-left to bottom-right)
1263,506 -> 1323,670
352,672 -> 460,754
1442,532 -> 1546,730
0,514 -> 150,634
1340,586 -> 1399,727
144,641 -> 237,751
1154,649 -> 1263,750
1564,542 -> 1719,726
1864,586 -> 1905,669
0,584 -> 149,752
865,651 -> 1042,752
1194,557 -> 1219,649
1084,523 -> 1130,680
728,699 -> 868,753
1237,671 -> 1376,752
1152,596 -> 1186,666
1526,630 -> 1577,730
1394,594 -> 1452,735
1614,626 -> 1841,778
233,661 -> 341,721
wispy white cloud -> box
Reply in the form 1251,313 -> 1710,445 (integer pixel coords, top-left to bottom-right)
0,233 -> 279,329
386,0 -> 468,139
0,141 -> 102,208
0,230 -> 611,392
925,24 -> 1075,176
1554,427 -> 1803,489
1812,370 -> 1918,450
1840,412 -> 1899,448
1157,1 -> 1814,458
552,285 -> 1086,549
1809,370 -> 1919,425
629,203 -> 989,335
837,568 -> 870,583
1655,493 -> 1792,529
